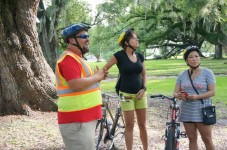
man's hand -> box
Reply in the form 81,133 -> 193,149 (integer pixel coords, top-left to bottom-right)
93,66 -> 108,82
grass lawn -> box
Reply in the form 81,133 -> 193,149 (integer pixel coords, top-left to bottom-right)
101,76 -> 227,104
89,58 -> 227,77
97,58 -> 227,104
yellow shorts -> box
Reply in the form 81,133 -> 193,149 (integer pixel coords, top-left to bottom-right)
120,91 -> 148,111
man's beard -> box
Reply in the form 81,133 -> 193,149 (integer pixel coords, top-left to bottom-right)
83,45 -> 89,53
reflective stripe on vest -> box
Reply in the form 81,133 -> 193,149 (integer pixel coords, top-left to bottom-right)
55,51 -> 102,112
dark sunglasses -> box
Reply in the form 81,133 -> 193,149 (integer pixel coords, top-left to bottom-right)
75,34 -> 89,39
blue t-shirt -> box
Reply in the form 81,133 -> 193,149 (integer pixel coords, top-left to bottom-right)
176,68 -> 216,122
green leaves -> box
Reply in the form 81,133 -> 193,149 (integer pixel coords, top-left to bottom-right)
57,0 -> 227,59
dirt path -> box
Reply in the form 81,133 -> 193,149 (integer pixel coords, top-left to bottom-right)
145,98 -> 227,150
0,97 -> 226,150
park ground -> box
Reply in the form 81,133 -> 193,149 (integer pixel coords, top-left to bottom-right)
0,96 -> 227,150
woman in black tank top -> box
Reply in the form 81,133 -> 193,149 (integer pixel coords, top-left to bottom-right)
103,28 -> 148,150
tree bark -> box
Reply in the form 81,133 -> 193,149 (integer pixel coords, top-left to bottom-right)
0,0 -> 57,115
214,21 -> 223,59
214,44 -> 223,59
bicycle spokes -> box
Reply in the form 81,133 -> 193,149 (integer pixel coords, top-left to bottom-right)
150,94 -> 187,150
95,93 -> 126,150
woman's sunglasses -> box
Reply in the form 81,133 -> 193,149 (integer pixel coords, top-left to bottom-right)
75,34 -> 89,39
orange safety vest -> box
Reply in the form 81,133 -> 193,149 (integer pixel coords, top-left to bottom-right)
55,51 -> 102,124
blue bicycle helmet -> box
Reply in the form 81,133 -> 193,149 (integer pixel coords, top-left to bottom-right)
62,23 -> 90,43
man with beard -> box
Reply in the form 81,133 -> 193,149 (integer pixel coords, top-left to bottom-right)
55,23 -> 108,150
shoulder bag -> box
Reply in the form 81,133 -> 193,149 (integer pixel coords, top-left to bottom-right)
187,70 -> 216,125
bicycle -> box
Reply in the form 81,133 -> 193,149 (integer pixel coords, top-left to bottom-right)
95,93 -> 130,150
150,94 -> 187,150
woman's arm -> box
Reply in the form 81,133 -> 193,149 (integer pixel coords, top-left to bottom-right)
187,84 -> 216,100
173,84 -> 187,100
102,56 -> 117,70
136,62 -> 147,99
141,62 -> 147,90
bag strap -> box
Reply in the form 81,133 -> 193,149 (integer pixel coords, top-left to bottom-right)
187,70 -> 204,104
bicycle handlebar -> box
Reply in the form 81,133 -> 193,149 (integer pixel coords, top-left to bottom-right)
119,93 -> 133,100
150,94 -> 175,101
102,93 -> 119,99
102,93 -> 130,102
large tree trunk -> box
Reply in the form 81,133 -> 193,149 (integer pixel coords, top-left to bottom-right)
0,0 -> 57,115
214,21 -> 223,59
214,44 -> 223,59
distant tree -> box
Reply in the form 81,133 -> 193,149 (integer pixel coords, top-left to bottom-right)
96,0 -> 227,59
0,0 -> 57,115
136,0 -> 227,59
37,0 -> 67,70
57,0 -> 92,55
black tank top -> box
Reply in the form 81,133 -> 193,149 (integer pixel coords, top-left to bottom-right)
114,50 -> 144,94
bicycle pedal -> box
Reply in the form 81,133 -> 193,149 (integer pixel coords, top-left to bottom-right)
180,131 -> 187,138
104,135 -> 111,143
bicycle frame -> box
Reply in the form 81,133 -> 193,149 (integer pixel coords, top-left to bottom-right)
95,93 -> 128,150
150,94 -> 187,150
109,99 -> 124,137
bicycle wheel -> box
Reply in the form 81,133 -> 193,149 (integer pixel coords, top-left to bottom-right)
95,120 -> 104,150
95,118 -> 112,150
113,114 -> 125,149
165,126 -> 176,150
106,109 -> 125,150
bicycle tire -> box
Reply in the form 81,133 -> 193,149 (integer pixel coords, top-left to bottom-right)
95,118 -> 112,150
165,126 -> 176,150
103,119 -> 114,150
95,120 -> 104,150
107,108 -> 125,150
